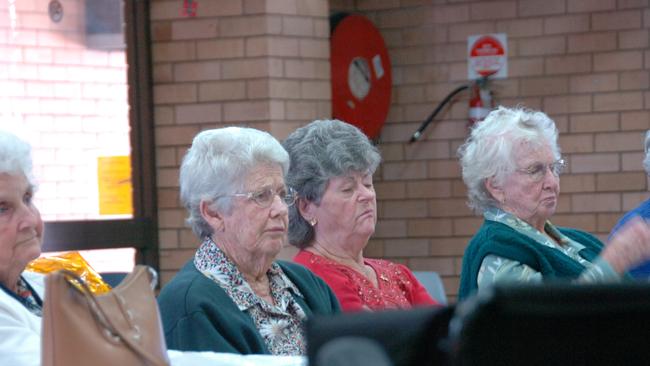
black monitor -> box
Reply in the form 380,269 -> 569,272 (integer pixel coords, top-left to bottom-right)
307,306 -> 453,366
450,283 -> 650,366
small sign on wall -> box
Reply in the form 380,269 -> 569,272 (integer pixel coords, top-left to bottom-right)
468,33 -> 508,80
97,156 -> 133,215
182,0 -> 198,17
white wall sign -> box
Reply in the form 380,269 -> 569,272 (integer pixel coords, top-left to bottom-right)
468,33 -> 508,80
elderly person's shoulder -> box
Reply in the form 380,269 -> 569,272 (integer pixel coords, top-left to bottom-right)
557,226 -> 603,248
467,220 -> 603,258
158,260 -> 211,303
158,259 -> 340,354
158,259 -> 339,312
477,219 -> 601,243
159,259 -> 337,297
157,260 -> 224,330
276,259 -> 322,279
158,259 -> 267,353
276,260 -> 340,306
21,272 -> 45,298
0,272 -> 45,315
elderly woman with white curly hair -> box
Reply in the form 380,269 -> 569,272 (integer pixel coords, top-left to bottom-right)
457,106 -> 650,300
0,130 -> 44,366
157,127 -> 339,355
609,130 -> 650,279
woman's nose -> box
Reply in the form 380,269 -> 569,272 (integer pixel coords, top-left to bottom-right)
358,185 -> 376,201
542,167 -> 560,188
18,204 -> 41,230
269,194 -> 289,215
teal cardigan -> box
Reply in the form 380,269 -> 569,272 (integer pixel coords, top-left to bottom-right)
158,259 -> 341,354
458,219 -> 603,301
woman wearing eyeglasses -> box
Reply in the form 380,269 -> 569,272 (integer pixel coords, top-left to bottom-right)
457,106 -> 650,300
283,119 -> 438,311
157,127 -> 339,355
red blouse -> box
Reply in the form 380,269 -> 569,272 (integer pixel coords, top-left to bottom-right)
294,250 -> 438,312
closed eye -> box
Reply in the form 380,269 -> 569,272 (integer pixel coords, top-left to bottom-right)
252,189 -> 273,202
526,164 -> 545,175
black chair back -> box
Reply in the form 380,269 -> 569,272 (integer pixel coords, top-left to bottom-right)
307,306 -> 454,366
449,283 -> 650,366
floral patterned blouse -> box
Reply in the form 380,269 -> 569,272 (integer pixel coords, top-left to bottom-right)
477,207 -> 619,289
294,250 -> 436,311
194,238 -> 307,355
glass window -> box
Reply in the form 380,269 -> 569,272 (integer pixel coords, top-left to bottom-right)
1,0 -> 131,221
1,0 -> 157,272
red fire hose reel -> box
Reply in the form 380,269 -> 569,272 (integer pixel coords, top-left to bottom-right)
330,14 -> 392,140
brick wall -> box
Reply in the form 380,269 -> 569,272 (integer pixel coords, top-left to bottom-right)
328,0 -> 650,301
152,0 -> 650,302
149,0 -> 331,284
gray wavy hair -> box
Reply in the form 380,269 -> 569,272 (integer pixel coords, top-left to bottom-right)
282,119 -> 381,248
643,130 -> 650,175
457,106 -> 561,214
179,127 -> 289,238
0,130 -> 35,186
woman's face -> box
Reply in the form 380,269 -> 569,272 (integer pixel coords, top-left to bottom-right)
0,173 -> 43,286
219,164 -> 289,264
490,142 -> 561,230
310,171 -> 377,246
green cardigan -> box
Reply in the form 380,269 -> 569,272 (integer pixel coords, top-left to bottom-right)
158,259 -> 341,354
458,219 -> 603,301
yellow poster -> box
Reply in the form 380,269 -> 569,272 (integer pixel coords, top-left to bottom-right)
97,156 -> 133,215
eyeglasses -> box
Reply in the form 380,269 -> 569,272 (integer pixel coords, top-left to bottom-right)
222,186 -> 297,208
516,158 -> 566,182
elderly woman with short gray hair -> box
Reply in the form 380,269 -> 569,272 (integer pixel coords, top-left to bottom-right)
458,106 -> 650,300
158,127 -> 339,355
283,119 -> 437,311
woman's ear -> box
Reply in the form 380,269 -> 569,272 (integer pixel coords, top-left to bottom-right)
200,200 -> 224,232
297,197 -> 315,222
485,177 -> 505,204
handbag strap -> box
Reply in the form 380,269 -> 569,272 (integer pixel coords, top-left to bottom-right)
58,269 -> 167,366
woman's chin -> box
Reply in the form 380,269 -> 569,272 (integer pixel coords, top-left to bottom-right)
543,202 -> 557,215
261,240 -> 284,258
535,209 -> 556,224
355,227 -> 376,244
17,249 -> 42,272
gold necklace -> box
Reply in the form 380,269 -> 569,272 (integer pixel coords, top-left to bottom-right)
311,245 -> 377,283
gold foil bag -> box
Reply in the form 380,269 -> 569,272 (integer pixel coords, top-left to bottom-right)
26,251 -> 112,294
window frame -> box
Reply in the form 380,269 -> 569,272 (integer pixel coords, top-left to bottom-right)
41,0 -> 159,270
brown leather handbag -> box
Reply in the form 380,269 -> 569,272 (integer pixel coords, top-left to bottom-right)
42,265 -> 170,366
